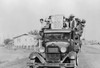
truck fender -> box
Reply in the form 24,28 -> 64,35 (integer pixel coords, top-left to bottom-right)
29,52 -> 46,63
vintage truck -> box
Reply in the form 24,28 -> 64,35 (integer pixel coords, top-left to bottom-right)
27,15 -> 85,68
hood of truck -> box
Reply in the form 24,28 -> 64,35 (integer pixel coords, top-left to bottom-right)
46,41 -> 70,48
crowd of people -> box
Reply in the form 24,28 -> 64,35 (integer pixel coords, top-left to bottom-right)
39,15 -> 86,53
40,15 -> 86,37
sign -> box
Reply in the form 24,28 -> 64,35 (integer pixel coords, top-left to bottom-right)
51,15 -> 64,29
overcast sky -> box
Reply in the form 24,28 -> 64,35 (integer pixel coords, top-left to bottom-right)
0,0 -> 100,40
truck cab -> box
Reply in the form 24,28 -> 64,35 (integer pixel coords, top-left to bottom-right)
27,14 -> 86,68
28,29 -> 78,68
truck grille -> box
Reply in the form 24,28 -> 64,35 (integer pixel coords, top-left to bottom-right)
46,47 -> 60,62
47,53 -> 60,60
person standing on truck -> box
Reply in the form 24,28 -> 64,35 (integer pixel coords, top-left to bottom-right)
63,16 -> 68,29
40,18 -> 46,30
40,17 -> 52,30
75,18 -> 83,37
67,15 -> 75,28
47,16 -> 52,29
45,18 -> 51,29
66,18 -> 70,28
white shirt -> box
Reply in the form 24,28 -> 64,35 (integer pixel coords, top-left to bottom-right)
41,22 -> 47,29
65,21 -> 69,29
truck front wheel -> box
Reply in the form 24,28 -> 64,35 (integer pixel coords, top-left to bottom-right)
70,60 -> 77,68
29,66 -> 33,68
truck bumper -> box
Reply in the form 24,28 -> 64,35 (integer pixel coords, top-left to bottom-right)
27,62 -> 75,67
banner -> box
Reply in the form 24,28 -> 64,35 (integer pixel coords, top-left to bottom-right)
51,15 -> 63,29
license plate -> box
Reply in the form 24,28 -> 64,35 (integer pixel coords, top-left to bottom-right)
66,63 -> 74,67
59,64 -> 65,66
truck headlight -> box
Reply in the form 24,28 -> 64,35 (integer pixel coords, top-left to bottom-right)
29,55 -> 36,60
39,47 -> 45,53
61,47 -> 66,53
70,56 -> 76,59
32,56 -> 36,58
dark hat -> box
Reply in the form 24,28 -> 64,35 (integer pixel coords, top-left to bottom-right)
69,14 -> 75,18
82,24 -> 85,27
48,16 -> 52,19
68,14 -> 75,21
81,19 -> 86,24
75,18 -> 80,21
75,18 -> 81,23
40,18 -> 43,21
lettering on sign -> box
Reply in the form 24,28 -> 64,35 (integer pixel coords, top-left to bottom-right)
51,15 -> 63,29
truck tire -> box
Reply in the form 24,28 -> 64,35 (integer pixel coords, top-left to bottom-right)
70,60 -> 77,68
29,66 -> 33,68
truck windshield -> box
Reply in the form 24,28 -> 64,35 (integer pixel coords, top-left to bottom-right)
44,33 -> 70,42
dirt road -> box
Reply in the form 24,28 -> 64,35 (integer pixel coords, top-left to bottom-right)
1,44 -> 100,68
78,45 -> 100,68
